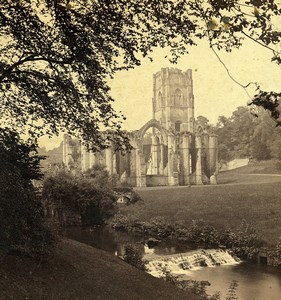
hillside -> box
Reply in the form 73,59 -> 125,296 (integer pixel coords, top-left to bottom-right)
0,239 -> 198,300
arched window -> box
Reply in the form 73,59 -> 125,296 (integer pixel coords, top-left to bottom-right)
158,91 -> 163,110
174,89 -> 182,107
175,121 -> 181,132
196,125 -> 204,134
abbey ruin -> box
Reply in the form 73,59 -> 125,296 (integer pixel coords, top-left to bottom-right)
63,68 -> 218,186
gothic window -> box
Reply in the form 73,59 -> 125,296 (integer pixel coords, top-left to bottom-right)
197,125 -> 204,134
158,91 -> 163,110
175,121 -> 181,132
174,89 -> 182,107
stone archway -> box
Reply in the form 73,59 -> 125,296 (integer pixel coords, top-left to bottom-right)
138,119 -> 168,144
133,119 -> 178,187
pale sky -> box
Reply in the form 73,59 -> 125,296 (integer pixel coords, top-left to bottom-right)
40,38 -> 281,150
109,39 -> 281,128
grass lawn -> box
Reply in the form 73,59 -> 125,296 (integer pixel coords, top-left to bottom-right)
0,239 -> 198,300
120,166 -> 281,246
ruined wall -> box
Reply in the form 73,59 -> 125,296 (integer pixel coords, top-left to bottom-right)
63,68 -> 218,187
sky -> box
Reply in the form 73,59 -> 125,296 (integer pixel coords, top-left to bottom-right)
109,38 -> 281,129
40,37 -> 281,150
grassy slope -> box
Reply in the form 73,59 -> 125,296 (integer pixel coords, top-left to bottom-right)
120,165 -> 281,245
0,239 -> 198,300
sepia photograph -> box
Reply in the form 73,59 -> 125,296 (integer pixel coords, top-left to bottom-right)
0,1 -> 281,299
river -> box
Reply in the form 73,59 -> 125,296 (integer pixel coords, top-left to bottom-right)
64,226 -> 281,300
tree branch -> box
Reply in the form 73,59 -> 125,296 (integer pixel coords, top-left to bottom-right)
210,45 -> 257,99
241,30 -> 281,55
0,54 -> 73,83
191,1 -> 256,99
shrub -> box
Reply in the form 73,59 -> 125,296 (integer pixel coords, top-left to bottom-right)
77,177 -> 117,225
123,244 -> 147,271
0,172 -> 58,259
42,171 -> 117,226
83,164 -> 119,190
112,214 -> 263,261
109,213 -> 132,231
42,170 -> 78,225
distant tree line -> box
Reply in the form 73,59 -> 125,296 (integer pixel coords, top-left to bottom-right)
214,106 -> 281,163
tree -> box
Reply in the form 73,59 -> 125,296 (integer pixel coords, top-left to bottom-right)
1,0 -> 281,150
215,106 -> 255,161
0,129 -> 57,259
83,164 -> 119,190
270,139 -> 281,160
42,169 -> 78,224
0,127 -> 44,185
215,106 -> 281,161
76,177 -> 117,225
196,115 -> 210,131
251,116 -> 273,160
42,169 -> 117,226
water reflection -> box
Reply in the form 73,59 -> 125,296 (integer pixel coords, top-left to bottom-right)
64,226 -> 194,256
190,263 -> 281,300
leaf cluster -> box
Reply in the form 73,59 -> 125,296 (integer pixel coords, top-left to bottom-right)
42,167 -> 118,225
1,1 -> 281,150
0,127 -> 44,185
0,129 -> 57,259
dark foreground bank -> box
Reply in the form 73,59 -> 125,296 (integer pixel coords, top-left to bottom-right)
0,239 -> 199,300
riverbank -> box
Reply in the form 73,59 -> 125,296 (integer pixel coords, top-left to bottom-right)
0,238 -> 199,300
111,167 -> 281,266
64,226 -> 281,300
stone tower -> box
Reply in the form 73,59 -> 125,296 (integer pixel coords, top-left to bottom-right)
152,68 -> 195,133
63,67 -> 218,186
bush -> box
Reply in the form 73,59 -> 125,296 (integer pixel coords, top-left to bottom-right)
111,214 -> 263,261
123,244 -> 147,271
42,171 -> 117,226
83,164 -> 119,190
0,172 -> 58,259
77,177 -> 117,225
42,170 -> 79,225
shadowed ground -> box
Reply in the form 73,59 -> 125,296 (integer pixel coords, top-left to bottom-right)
0,239 -> 199,300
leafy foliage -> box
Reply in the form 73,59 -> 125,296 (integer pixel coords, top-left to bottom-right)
215,106 -> 281,162
76,177 -> 117,225
42,170 -> 78,224
0,129 -> 57,259
1,0 -> 281,148
83,164 -> 119,191
123,244 -> 147,271
215,107 -> 256,161
249,91 -> 281,125
111,215 -> 263,260
0,128 -> 44,184
42,169 -> 117,226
